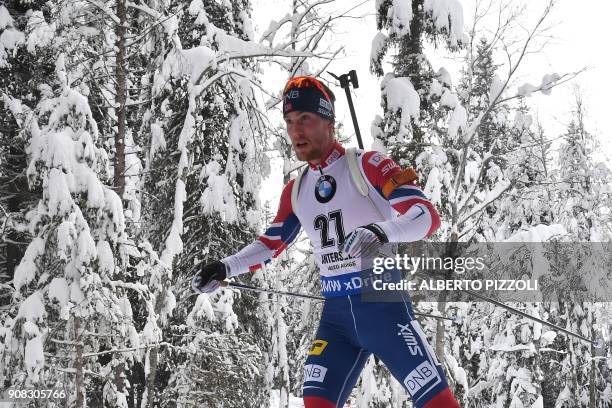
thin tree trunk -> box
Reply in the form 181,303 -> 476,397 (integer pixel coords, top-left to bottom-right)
435,231 -> 458,366
144,293 -> 165,407
74,316 -> 85,407
589,325 -> 596,407
114,0 -> 127,197
114,2 -> 127,404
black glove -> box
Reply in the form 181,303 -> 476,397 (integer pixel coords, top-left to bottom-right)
191,261 -> 227,294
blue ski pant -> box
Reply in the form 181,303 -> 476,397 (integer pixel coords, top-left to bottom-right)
302,291 -> 460,408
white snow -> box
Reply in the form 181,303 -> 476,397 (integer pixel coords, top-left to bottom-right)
46,168 -> 74,217
56,218 -> 76,261
200,159 -> 238,223
0,6 -> 14,30
437,66 -> 452,87
540,330 -> 557,346
149,121 -> 166,159
381,75 -> 420,139
48,278 -> 70,310
24,335 -> 44,383
429,78 -> 443,97
390,0 -> 413,37
26,11 -> 54,54
448,104 -> 467,140
12,237 -> 46,293
370,32 -> 388,70
490,74 -> 505,101
540,73 -> 560,95
424,166 -> 442,204
159,289 -> 176,326
16,291 -> 47,323
517,82 -> 538,97
160,179 -> 186,268
186,294 -> 216,327
181,46 -> 217,84
513,111 -> 533,130
464,160 -> 479,185
424,0 -> 466,46
0,93 -> 25,125
447,353 -> 469,392
96,240 -> 115,275
0,27 -> 25,51
504,224 -> 567,243
440,88 -> 459,108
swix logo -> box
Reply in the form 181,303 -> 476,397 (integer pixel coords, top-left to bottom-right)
381,161 -> 399,176
396,323 -> 423,356
402,361 -> 440,397
304,364 -> 327,382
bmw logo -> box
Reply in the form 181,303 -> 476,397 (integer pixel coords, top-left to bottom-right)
315,175 -> 336,203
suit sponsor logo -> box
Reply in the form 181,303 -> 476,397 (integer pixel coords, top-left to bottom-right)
402,361 -> 440,397
381,161 -> 399,176
325,149 -> 341,165
320,271 -> 395,292
315,175 -> 336,203
368,152 -> 385,167
308,339 -> 328,356
397,323 -> 423,356
304,364 -> 327,382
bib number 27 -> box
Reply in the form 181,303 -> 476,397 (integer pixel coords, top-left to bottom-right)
314,210 -> 346,248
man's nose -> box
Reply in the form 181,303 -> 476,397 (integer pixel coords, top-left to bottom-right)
289,123 -> 304,137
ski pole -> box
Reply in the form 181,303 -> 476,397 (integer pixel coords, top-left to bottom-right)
462,288 -> 604,349
220,281 -> 326,301
328,70 -> 363,149
219,281 -> 458,322
412,270 -> 605,348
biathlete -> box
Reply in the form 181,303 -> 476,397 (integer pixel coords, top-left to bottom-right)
192,75 -> 460,408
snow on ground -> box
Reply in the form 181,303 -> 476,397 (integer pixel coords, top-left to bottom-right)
268,389 -> 356,407
268,389 -> 304,408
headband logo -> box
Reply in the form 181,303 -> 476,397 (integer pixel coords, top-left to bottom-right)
319,98 -> 332,111
286,89 -> 300,99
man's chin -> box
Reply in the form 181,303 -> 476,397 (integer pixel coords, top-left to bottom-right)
295,150 -> 316,162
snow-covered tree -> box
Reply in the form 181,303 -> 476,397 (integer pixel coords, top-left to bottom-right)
370,0 -> 466,164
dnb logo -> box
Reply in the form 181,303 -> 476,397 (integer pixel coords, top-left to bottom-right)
308,339 -> 328,356
402,361 -> 441,397
315,175 -> 336,203
304,364 -> 327,383
285,89 -> 300,99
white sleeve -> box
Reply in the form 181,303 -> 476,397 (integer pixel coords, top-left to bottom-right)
221,240 -> 275,278
375,203 -> 433,243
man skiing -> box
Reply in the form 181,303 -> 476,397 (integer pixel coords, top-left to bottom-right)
192,76 -> 460,407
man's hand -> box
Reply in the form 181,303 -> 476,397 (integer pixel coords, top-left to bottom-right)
339,224 -> 388,259
191,261 -> 228,294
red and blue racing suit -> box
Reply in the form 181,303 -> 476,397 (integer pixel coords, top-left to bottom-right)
221,141 -> 460,407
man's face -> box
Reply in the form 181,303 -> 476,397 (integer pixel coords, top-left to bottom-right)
284,111 -> 334,162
